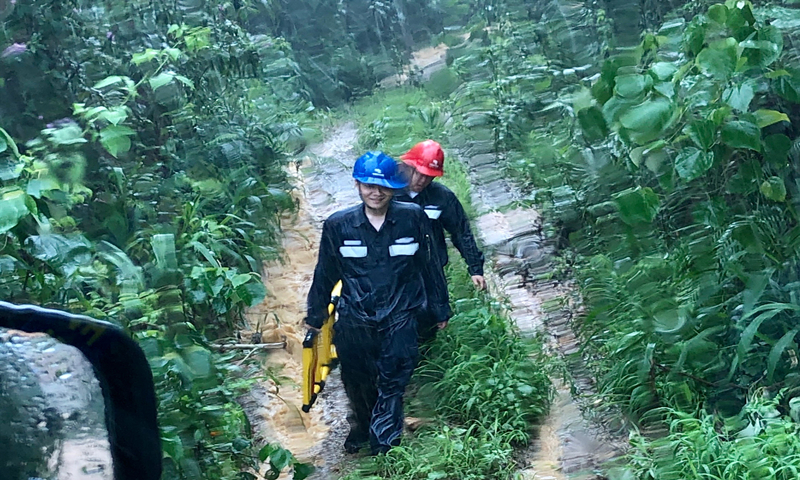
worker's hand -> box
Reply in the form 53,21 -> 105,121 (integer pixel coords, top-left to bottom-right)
437,321 -> 448,330
306,325 -> 321,334
471,275 -> 486,291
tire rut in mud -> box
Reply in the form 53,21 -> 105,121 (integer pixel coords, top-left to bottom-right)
457,139 -> 629,479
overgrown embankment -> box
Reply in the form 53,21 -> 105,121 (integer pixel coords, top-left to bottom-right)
407,1 -> 800,479
347,1 -> 800,477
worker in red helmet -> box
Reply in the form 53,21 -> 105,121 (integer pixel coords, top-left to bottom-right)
395,140 -> 486,343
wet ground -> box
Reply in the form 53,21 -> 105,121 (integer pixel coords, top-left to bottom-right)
241,120 -> 629,480
241,123 -> 361,479
0,328 -> 112,480
459,138 -> 628,479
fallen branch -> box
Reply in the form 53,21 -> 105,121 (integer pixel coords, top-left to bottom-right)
211,342 -> 286,350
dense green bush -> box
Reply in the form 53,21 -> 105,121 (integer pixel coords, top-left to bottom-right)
1,1 -> 314,478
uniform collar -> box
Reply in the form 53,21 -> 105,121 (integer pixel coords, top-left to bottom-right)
355,201 -> 398,227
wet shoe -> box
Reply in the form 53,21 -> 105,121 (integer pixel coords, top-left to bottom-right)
344,429 -> 369,454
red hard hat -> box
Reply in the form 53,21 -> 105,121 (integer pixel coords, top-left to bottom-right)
401,140 -> 445,177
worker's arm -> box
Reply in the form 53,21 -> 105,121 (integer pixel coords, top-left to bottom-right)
441,194 -> 485,277
305,220 -> 340,329
418,212 -> 451,325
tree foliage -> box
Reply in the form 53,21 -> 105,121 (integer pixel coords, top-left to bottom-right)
0,1 -> 315,478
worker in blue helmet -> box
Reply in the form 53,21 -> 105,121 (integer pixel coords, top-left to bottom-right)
305,151 -> 451,455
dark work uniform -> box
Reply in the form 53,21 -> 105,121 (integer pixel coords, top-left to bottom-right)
395,182 -> 484,341
305,201 -> 450,454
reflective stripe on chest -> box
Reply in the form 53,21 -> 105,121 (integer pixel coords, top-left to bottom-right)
424,205 -> 442,219
339,246 -> 368,258
389,242 -> 419,256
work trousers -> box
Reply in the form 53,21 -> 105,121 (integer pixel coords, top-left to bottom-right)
334,312 -> 419,454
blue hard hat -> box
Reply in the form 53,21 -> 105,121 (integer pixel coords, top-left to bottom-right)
352,151 -> 409,189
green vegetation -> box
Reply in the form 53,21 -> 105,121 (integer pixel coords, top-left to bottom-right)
345,87 -> 553,479
342,258 -> 553,480
416,0 -> 800,478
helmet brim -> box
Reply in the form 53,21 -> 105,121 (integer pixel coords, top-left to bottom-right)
412,164 -> 444,177
354,176 -> 409,189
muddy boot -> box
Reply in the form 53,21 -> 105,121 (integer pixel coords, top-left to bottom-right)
344,427 -> 369,454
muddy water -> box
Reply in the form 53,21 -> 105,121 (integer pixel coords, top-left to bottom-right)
242,123 -> 360,479
458,139 -> 628,479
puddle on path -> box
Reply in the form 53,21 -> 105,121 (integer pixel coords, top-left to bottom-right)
241,123 -> 360,479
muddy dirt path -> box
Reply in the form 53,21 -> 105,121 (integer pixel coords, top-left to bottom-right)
242,123 -> 360,480
459,140 -> 628,479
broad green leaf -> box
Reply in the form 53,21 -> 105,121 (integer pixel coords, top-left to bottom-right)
0,128 -> 18,158
99,125 -> 136,158
708,3 -> 728,24
743,270 -> 772,314
174,75 -> 194,89
760,176 -> 787,201
181,346 -> 213,379
160,429 -> 184,461
618,98 -> 674,144
723,81 -> 755,112
131,48 -> 160,65
98,107 -> 128,126
577,106 -> 608,142
775,74 -> 800,103
49,125 -> 87,145
190,241 -> 220,268
232,273 -> 253,288
614,187 -> 660,225
293,463 -> 315,480
242,281 -> 267,307
721,120 -> 762,151
675,326 -> 725,371
742,25 -> 784,68
149,72 -> 175,91
259,444 -> 278,463
684,18 -> 706,55
764,134 -> 791,166
602,96 -> 638,124
649,62 -> 678,81
270,448 -> 293,471
675,147 -> 714,181
730,303 -> 800,379
686,119 -> 717,150
614,74 -> 651,98
93,76 -> 125,89
696,45 -> 737,80
767,328 -> 799,382
97,241 -> 144,290
164,47 -> 182,61
26,177 -> 60,198
0,137 -> 6,154
753,109 -> 790,128
653,81 -> 675,99
0,162 -> 23,181
0,189 -> 29,234
101,136 -> 130,158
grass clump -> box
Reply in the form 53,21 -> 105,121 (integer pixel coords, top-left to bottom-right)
617,392 -> 800,480
343,265 -> 553,480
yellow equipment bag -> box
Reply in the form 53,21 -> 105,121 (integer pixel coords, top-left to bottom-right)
301,280 -> 342,412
